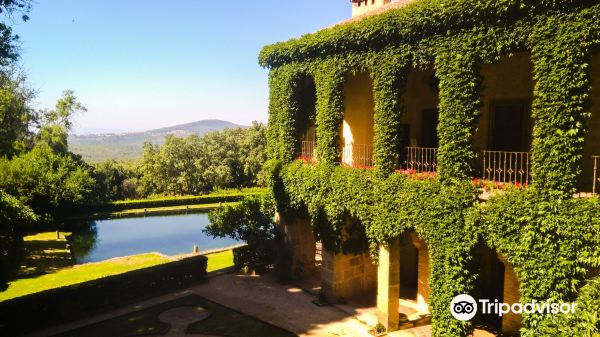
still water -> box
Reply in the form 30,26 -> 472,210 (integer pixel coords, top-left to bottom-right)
68,213 -> 240,263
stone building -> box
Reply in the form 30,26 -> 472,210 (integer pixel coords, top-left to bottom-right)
261,1 -> 600,336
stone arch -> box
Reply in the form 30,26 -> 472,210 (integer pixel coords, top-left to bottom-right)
473,244 -> 522,336
293,73 -> 317,160
376,231 -> 432,332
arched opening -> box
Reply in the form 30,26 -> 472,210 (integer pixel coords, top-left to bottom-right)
397,232 -> 431,328
476,53 -> 535,186
399,236 -> 418,300
400,67 -> 440,173
341,71 -> 375,168
473,245 -> 521,336
473,245 -> 506,333
294,75 -> 317,161
581,52 -> 600,195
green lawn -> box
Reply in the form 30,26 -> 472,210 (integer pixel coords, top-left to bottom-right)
0,253 -> 171,302
206,249 -> 235,272
1,231 -> 236,302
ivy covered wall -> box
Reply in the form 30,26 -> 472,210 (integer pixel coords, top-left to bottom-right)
261,1 -> 600,336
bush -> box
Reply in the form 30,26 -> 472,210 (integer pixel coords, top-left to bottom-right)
205,194 -> 276,271
85,189 -> 265,213
0,190 -> 37,289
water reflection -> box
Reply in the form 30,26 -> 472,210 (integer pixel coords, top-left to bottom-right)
67,213 -> 240,263
66,221 -> 98,261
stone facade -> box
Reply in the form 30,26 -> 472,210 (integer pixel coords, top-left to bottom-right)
321,250 -> 378,301
278,214 -> 317,280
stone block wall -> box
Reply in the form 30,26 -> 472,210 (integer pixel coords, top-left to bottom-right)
377,240 -> 401,331
322,250 -> 377,301
278,214 -> 317,280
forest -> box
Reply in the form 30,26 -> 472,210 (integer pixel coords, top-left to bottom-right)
0,2 -> 267,288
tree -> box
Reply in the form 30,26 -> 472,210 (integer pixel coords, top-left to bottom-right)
0,189 -> 36,289
0,144 -> 96,221
135,123 -> 267,197
38,90 -> 87,154
204,194 -> 276,270
0,67 -> 36,157
0,0 -> 32,67
93,160 -> 138,201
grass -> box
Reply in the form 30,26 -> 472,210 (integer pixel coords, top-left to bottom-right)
55,295 -> 297,337
16,232 -> 74,279
1,230 -> 236,302
206,249 -> 235,272
0,253 -> 171,302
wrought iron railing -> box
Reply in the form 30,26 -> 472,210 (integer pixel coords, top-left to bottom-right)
342,143 -> 373,168
482,151 -> 530,185
593,156 -> 599,195
300,141 -> 316,161
402,147 -> 438,172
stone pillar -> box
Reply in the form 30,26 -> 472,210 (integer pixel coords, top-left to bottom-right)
277,213 -> 316,281
410,233 -> 430,313
498,254 -> 521,335
376,240 -> 400,332
321,249 -> 377,302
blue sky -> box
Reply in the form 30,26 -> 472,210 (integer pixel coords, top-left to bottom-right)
12,1 -> 349,134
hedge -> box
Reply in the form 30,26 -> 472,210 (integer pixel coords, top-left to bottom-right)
85,191 -> 264,213
0,254 -> 208,336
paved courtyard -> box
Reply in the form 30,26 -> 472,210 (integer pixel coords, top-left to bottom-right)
25,272 -> 493,337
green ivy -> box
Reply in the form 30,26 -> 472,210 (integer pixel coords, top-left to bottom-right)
261,1 -> 600,336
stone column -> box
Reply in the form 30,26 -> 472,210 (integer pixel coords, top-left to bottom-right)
282,215 -> 316,280
498,254 -> 521,335
276,213 -> 316,281
376,240 -> 400,332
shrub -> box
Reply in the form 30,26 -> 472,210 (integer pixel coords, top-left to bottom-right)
205,194 -> 276,271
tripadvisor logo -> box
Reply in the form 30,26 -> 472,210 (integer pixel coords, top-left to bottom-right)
450,294 -> 577,322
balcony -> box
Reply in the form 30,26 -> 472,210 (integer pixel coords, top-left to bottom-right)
481,151 -> 530,185
402,147 -> 438,173
298,143 -> 600,193
342,143 -> 373,168
594,156 -> 599,195
300,141 -> 316,162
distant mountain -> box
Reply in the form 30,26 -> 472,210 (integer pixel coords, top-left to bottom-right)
69,119 -> 245,162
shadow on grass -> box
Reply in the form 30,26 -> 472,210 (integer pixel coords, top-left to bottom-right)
16,237 -> 73,279
54,295 -> 297,337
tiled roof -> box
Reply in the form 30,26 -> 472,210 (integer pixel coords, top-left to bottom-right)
335,0 -> 418,27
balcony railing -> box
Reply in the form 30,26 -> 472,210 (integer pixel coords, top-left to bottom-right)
482,151 -> 530,185
300,141 -> 316,161
342,143 -> 373,168
593,156 -> 599,195
402,147 -> 438,172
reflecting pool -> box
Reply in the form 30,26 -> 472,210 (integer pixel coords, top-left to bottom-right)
68,213 -> 240,263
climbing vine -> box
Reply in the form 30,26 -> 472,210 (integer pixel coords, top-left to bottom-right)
261,1 -> 600,336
